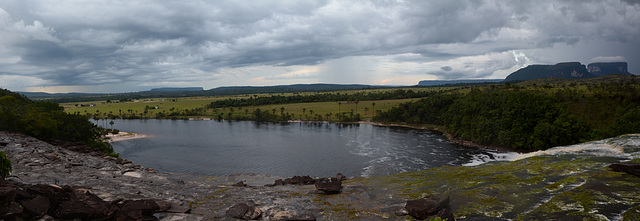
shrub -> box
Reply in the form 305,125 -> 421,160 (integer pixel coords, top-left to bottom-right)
0,151 -> 11,180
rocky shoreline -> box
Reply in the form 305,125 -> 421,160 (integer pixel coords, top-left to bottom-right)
3,130 -> 640,220
0,131 -> 422,220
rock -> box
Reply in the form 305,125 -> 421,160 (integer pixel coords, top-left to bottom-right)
314,179 -> 342,194
157,201 -> 192,214
336,173 -> 347,181
226,202 -> 262,220
115,199 -> 160,221
265,179 -> 286,187
0,186 -> 17,207
433,207 -> 455,221
226,203 -> 249,218
18,195 -> 50,218
289,213 -> 316,220
609,162 -> 640,177
232,181 -> 247,187
0,201 -> 23,218
405,195 -> 451,220
115,157 -> 132,165
43,153 -> 60,161
285,176 -> 315,185
394,208 -> 409,216
55,188 -> 115,219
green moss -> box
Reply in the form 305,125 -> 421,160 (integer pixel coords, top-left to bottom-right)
187,187 -> 229,210
623,205 -> 640,220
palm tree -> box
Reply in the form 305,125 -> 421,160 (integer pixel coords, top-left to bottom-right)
372,102 -> 376,117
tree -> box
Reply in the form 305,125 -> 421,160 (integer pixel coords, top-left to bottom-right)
371,102 -> 376,117
355,100 -> 359,115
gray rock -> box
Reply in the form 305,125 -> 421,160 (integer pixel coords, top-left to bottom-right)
405,195 -> 451,220
226,202 -> 262,220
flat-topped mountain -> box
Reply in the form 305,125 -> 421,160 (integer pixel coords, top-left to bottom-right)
505,62 -> 594,82
587,62 -> 632,76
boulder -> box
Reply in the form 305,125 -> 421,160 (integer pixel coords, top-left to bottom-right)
55,188 -> 115,219
314,180 -> 342,194
405,195 -> 452,220
609,162 -> 640,177
18,195 -> 50,218
226,202 -> 262,220
336,173 -> 347,181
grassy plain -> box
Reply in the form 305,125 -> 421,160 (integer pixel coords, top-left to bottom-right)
63,87 -> 442,121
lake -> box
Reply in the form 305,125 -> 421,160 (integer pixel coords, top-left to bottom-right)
105,119 -> 512,177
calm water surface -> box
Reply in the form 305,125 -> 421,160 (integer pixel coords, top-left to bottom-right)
106,119 -> 511,177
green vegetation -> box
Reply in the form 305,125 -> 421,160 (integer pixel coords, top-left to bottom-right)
375,75 -> 640,151
0,88 -> 116,156
63,88 -> 437,122
0,151 -> 10,180
356,146 -> 640,220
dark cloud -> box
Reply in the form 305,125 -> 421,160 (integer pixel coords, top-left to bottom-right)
0,0 -> 638,92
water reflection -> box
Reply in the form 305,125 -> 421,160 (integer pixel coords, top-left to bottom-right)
107,119 -> 511,177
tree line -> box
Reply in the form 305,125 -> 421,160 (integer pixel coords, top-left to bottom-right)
206,89 -> 433,108
374,78 -> 640,151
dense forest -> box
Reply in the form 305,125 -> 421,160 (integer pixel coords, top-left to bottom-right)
0,89 -> 116,156
374,76 -> 640,151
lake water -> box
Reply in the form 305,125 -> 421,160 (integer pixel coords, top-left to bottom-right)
106,119 -> 512,177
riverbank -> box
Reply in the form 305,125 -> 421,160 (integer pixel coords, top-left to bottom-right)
104,131 -> 149,143
367,121 -> 527,153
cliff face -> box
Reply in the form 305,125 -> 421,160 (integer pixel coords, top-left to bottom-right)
505,62 -> 594,82
587,62 -> 632,76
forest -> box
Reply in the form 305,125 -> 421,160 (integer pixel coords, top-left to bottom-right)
0,89 -> 116,156
374,76 -> 640,151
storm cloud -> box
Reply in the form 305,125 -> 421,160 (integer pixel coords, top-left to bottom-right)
0,0 -> 638,92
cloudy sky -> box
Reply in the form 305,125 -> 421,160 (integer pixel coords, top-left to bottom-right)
1,0 -> 639,93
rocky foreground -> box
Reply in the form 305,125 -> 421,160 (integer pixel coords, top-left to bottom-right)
0,131 -> 427,220
2,131 -> 640,220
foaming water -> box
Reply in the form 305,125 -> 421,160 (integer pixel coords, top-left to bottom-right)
506,134 -> 640,162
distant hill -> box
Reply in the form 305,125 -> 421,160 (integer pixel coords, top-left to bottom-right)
20,83 -> 391,103
208,84 -> 385,95
587,62 -> 632,76
149,87 -> 203,92
505,62 -> 594,82
18,91 -> 97,99
418,79 -> 503,86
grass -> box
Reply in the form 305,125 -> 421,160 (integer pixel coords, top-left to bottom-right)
63,87 -> 436,121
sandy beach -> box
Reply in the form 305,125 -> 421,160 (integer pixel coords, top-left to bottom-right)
104,131 -> 149,142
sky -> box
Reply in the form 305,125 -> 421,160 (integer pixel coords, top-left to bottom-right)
0,0 -> 639,93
